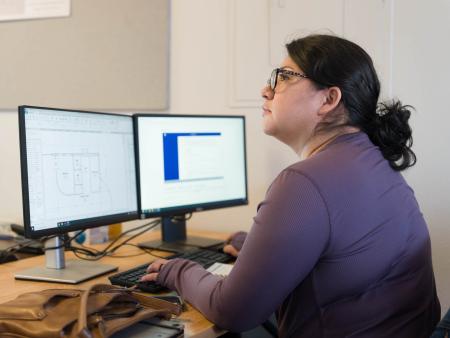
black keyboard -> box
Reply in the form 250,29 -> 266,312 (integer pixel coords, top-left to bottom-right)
109,248 -> 234,293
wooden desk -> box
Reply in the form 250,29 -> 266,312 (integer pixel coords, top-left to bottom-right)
0,229 -> 228,338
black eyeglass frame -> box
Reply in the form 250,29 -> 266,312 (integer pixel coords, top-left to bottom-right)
267,68 -> 308,91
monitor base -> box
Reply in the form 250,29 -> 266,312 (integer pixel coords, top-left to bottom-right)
138,236 -> 224,254
14,260 -> 117,284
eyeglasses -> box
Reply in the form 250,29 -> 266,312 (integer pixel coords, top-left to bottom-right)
267,68 -> 308,91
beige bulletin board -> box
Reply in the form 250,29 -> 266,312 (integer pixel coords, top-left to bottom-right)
0,0 -> 169,111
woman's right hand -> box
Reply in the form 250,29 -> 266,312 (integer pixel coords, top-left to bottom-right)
223,231 -> 247,257
223,243 -> 240,257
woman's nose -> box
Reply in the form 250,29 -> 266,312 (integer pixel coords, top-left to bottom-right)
261,85 -> 274,100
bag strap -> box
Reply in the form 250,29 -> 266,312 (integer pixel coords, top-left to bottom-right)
131,291 -> 182,315
77,284 -> 122,337
77,283 -> 99,338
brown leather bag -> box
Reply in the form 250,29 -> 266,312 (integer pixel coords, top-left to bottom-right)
0,283 -> 182,338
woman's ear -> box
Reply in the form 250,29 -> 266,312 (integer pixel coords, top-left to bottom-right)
318,86 -> 342,117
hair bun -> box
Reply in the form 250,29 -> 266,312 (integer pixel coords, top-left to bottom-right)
371,100 -> 416,171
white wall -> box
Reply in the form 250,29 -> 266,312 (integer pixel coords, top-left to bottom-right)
1,0 -> 450,313
393,0 -> 450,313
0,112 -> 22,222
166,0 -> 297,232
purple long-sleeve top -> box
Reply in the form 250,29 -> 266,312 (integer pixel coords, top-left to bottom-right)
157,132 -> 440,337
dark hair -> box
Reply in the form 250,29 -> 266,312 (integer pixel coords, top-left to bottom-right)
286,34 -> 416,171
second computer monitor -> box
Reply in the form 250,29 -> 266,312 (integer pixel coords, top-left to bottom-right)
135,114 -> 248,252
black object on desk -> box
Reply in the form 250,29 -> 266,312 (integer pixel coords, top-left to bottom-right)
110,317 -> 184,338
10,223 -> 25,236
0,224 -> 44,257
0,237 -> 44,255
0,250 -> 18,264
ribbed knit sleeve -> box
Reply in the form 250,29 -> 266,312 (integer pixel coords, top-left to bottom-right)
229,231 -> 247,251
157,169 -> 330,332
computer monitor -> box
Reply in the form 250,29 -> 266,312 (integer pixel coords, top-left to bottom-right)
134,114 -> 248,253
16,106 -> 139,283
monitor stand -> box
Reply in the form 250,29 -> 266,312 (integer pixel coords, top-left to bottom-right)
14,236 -> 117,284
138,216 -> 224,254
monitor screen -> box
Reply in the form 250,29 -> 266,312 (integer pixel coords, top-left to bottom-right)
135,114 -> 248,218
19,106 -> 139,239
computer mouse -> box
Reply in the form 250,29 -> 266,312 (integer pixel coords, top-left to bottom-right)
136,281 -> 166,293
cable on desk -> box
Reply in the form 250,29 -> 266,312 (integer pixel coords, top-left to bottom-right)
43,230 -> 86,251
70,219 -> 161,261
124,243 -> 170,259
1,219 -> 164,260
0,231 -> 79,255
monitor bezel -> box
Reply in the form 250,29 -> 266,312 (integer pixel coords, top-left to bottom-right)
133,113 -> 249,219
19,105 -> 139,239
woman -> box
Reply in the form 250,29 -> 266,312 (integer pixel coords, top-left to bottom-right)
141,34 -> 440,337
